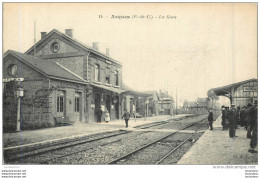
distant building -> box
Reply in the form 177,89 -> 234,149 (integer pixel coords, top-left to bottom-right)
182,97 -> 211,113
157,91 -> 174,115
122,88 -> 174,117
122,88 -> 158,117
196,97 -> 210,109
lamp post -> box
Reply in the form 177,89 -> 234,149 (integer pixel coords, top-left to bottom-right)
16,87 -> 24,132
145,100 -> 149,121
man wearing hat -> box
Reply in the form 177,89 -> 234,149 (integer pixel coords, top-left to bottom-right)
240,106 -> 247,128
221,106 -> 228,130
228,104 -> 237,138
246,102 -> 254,138
96,106 -> 103,123
208,110 -> 214,130
248,100 -> 258,153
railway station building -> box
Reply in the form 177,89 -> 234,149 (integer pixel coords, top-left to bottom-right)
3,50 -> 88,132
207,78 -> 258,107
3,29 -> 126,131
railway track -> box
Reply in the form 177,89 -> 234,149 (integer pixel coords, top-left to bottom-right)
4,130 -> 131,163
106,118 -> 208,164
41,116 -> 206,164
155,123 -> 208,164
5,114 -> 209,164
5,115 -> 195,164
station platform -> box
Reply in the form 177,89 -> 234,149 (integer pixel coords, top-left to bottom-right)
3,114 -> 190,150
177,115 -> 258,165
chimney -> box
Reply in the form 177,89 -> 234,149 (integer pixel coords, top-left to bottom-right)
41,32 -> 47,39
106,48 -> 110,56
93,42 -> 99,51
65,29 -> 73,38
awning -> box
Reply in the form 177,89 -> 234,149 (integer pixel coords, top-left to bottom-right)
90,83 -> 126,94
123,90 -> 154,97
207,78 -> 257,97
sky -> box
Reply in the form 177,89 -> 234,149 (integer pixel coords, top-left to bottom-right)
3,3 -> 257,103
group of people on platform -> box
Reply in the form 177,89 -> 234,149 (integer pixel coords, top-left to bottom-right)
221,101 -> 258,153
96,107 -> 130,128
96,107 -> 111,123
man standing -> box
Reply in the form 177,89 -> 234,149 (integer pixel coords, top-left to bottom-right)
246,103 -> 254,138
122,109 -> 130,128
236,107 -> 240,128
240,106 -> 247,128
96,107 -> 103,123
208,110 -> 213,130
226,107 -> 230,129
248,101 -> 258,153
221,106 -> 228,130
228,104 -> 237,138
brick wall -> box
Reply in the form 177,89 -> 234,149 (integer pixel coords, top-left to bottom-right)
3,55 -> 45,80
35,38 -> 78,56
3,56 -> 52,132
28,33 -> 123,88
24,32 -> 124,123
47,56 -> 84,78
33,38 -> 85,78
88,56 -> 122,87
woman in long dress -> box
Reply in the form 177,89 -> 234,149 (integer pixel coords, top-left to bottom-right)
104,108 -> 110,123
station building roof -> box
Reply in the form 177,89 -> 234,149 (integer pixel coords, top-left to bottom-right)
25,29 -> 122,66
4,50 -> 88,85
207,78 -> 257,97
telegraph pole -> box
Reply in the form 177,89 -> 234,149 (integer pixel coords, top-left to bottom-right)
34,20 -> 37,56
176,86 -> 178,115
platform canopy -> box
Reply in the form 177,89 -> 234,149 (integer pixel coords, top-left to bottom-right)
90,83 -> 126,94
207,78 -> 257,99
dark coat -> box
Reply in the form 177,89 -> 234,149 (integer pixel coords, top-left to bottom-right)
208,112 -> 213,122
222,109 -> 227,120
246,105 -> 258,125
122,111 -> 130,120
229,109 -> 237,124
240,109 -> 246,125
97,108 -> 103,117
240,109 -> 246,121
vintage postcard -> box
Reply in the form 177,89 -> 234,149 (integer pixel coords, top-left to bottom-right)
1,2 -> 258,178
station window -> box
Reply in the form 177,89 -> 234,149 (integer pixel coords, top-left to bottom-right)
75,97 -> 80,112
75,92 -> 80,112
94,64 -> 100,82
105,67 -> 110,84
57,91 -> 64,112
106,76 -> 110,84
115,70 -> 119,86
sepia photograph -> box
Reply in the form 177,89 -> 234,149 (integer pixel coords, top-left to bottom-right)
1,2 -> 258,178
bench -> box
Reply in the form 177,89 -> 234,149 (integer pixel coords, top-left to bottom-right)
54,117 -> 73,127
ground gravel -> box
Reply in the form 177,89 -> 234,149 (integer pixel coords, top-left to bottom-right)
8,113 -> 221,165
